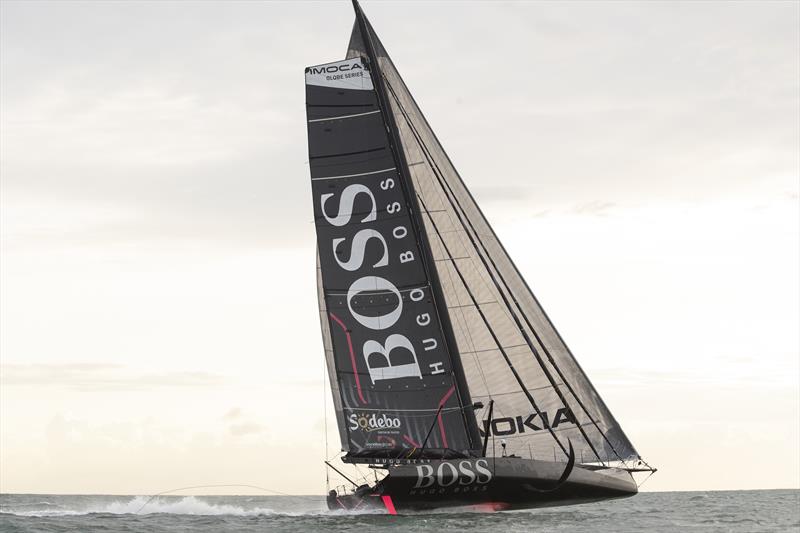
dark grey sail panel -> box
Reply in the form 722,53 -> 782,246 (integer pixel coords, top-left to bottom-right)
306,57 -> 477,462
317,251 -> 348,451
346,16 -> 640,465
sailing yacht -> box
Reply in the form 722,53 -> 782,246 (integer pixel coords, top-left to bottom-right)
304,0 -> 655,513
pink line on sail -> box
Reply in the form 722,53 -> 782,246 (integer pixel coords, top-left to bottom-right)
437,386 -> 456,449
329,312 -> 366,405
402,434 -> 421,448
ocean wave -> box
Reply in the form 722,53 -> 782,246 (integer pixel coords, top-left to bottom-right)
0,495 -> 336,517
0,496 -> 304,516
107,495 -> 282,516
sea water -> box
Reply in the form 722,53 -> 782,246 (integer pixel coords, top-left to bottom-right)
1,490 -> 797,532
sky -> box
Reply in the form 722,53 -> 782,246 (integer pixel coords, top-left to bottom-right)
0,0 -> 798,495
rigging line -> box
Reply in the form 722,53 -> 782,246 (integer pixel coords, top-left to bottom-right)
438,234 -> 489,393
418,404 -> 445,455
322,348 -> 330,490
447,301 -> 498,309
354,3 -> 481,450
427,207 -> 512,454
435,220 -> 509,431
440,246 -> 498,431
388,82 -> 598,463
353,462 -> 368,486
384,77 -> 611,466
325,461 -> 359,489
318,255 -> 356,455
380,70 -> 634,465
636,469 -> 657,490
416,192 -> 568,458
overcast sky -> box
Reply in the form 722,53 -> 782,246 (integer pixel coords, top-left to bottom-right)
1,0 -> 798,495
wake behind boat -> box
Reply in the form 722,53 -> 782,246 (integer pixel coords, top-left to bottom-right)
305,0 -> 655,514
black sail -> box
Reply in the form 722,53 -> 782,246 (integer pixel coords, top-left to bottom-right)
341,5 -> 643,467
306,56 -> 480,463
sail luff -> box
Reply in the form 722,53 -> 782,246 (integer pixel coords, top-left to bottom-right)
350,0 -> 482,452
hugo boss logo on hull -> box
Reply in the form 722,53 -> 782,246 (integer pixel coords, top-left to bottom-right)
412,459 -> 493,490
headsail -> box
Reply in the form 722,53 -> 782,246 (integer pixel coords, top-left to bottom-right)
341,3 -> 643,467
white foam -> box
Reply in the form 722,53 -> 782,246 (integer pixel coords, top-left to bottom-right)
0,495 -> 378,518
106,495 -> 279,516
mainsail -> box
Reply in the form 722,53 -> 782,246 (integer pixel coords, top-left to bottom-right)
307,1 -> 645,468
306,56 -> 481,463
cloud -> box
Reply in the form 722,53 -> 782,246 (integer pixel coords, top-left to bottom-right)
2,1 -> 797,253
222,407 -> 242,421
228,422 -> 264,437
0,363 -> 227,391
572,201 -> 617,216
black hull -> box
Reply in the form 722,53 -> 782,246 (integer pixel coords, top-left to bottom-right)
327,458 -> 637,513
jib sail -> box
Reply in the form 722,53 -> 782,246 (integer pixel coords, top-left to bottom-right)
338,2 -> 644,467
305,55 -> 482,463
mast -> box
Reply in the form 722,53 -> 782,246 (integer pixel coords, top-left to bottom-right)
350,0 -> 483,452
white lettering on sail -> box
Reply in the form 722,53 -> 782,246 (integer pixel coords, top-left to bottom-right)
321,184 -> 376,227
363,334 -> 422,384
333,229 -> 388,271
305,58 -> 373,91
347,276 -> 402,330
399,251 -> 415,263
